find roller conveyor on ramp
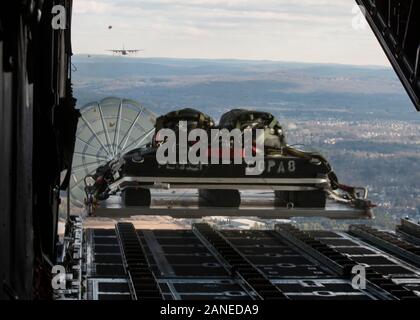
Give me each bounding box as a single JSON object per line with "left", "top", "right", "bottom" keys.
{"left": 192, "top": 223, "right": 288, "bottom": 300}
{"left": 80, "top": 220, "right": 420, "bottom": 300}
{"left": 275, "top": 223, "right": 419, "bottom": 300}
{"left": 349, "top": 224, "right": 420, "bottom": 268}
{"left": 115, "top": 223, "right": 163, "bottom": 300}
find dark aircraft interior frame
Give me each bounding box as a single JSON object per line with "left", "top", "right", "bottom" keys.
{"left": 0, "top": 0, "right": 419, "bottom": 300}
{"left": 0, "top": 0, "right": 78, "bottom": 299}
{"left": 356, "top": 0, "right": 420, "bottom": 110}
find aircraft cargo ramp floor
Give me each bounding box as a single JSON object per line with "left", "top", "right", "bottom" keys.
{"left": 75, "top": 220, "right": 420, "bottom": 300}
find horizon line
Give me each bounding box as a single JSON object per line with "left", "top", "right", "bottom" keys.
{"left": 72, "top": 53, "right": 392, "bottom": 69}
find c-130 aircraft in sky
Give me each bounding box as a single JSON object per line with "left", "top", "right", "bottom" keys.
{"left": 107, "top": 44, "right": 143, "bottom": 56}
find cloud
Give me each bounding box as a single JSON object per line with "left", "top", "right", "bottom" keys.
{"left": 73, "top": 0, "right": 112, "bottom": 14}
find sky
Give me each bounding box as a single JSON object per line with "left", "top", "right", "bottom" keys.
{"left": 72, "top": 0, "right": 391, "bottom": 66}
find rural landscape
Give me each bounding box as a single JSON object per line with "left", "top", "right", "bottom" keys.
{"left": 72, "top": 55, "right": 420, "bottom": 229}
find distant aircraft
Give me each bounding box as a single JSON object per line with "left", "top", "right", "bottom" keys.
{"left": 107, "top": 45, "right": 142, "bottom": 56}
